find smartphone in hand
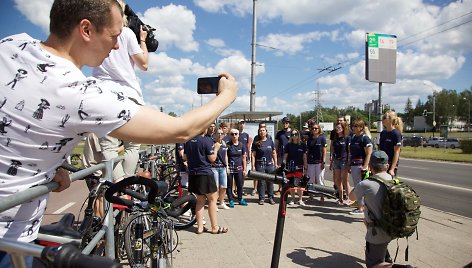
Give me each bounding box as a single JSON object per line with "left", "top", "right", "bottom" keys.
{"left": 197, "top": 77, "right": 220, "bottom": 94}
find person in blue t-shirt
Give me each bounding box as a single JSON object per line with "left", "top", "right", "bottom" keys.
{"left": 306, "top": 123, "right": 327, "bottom": 201}
{"left": 379, "top": 111, "right": 403, "bottom": 176}
{"left": 211, "top": 128, "right": 230, "bottom": 210}
{"left": 175, "top": 143, "right": 188, "bottom": 188}
{"left": 275, "top": 117, "right": 291, "bottom": 166}
{"left": 283, "top": 129, "right": 307, "bottom": 206}
{"left": 252, "top": 126, "right": 278, "bottom": 205}
{"left": 348, "top": 119, "right": 373, "bottom": 215}
{"left": 331, "top": 122, "right": 352, "bottom": 205}
{"left": 226, "top": 129, "right": 248, "bottom": 207}
{"left": 184, "top": 133, "right": 228, "bottom": 234}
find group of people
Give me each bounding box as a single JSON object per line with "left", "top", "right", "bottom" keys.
{"left": 0, "top": 0, "right": 412, "bottom": 266}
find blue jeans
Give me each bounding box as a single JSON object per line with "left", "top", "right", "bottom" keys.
{"left": 211, "top": 167, "right": 227, "bottom": 188}
{"left": 227, "top": 172, "right": 244, "bottom": 201}
{"left": 256, "top": 165, "right": 275, "bottom": 201}
{"left": 0, "top": 251, "right": 33, "bottom": 268}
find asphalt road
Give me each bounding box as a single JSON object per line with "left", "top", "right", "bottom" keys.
{"left": 323, "top": 157, "right": 472, "bottom": 218}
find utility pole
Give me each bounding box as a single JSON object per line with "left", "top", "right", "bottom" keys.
{"left": 313, "top": 83, "right": 324, "bottom": 124}
{"left": 249, "top": 0, "right": 257, "bottom": 111}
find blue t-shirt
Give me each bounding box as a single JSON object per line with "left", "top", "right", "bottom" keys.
{"left": 332, "top": 135, "right": 351, "bottom": 160}
{"left": 238, "top": 132, "right": 250, "bottom": 148}
{"left": 251, "top": 139, "right": 275, "bottom": 166}
{"left": 214, "top": 141, "right": 228, "bottom": 167}
{"left": 285, "top": 143, "right": 306, "bottom": 171}
{"left": 379, "top": 129, "right": 402, "bottom": 165}
{"left": 227, "top": 141, "right": 247, "bottom": 173}
{"left": 349, "top": 134, "right": 372, "bottom": 165}
{"left": 275, "top": 129, "right": 291, "bottom": 155}
{"left": 222, "top": 134, "right": 230, "bottom": 143}
{"left": 306, "top": 135, "right": 327, "bottom": 164}
{"left": 184, "top": 135, "right": 214, "bottom": 175}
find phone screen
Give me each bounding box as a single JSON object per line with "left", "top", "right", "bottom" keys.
{"left": 197, "top": 77, "right": 220, "bottom": 94}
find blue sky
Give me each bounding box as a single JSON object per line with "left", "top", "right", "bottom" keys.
{"left": 1, "top": 0, "right": 471, "bottom": 118}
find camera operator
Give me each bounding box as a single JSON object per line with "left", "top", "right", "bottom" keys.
{"left": 93, "top": 0, "right": 149, "bottom": 182}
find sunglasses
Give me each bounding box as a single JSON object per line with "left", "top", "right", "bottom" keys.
{"left": 217, "top": 133, "right": 224, "bottom": 135}
{"left": 230, "top": 133, "right": 239, "bottom": 136}
{"left": 312, "top": 127, "right": 319, "bottom": 130}
{"left": 291, "top": 132, "right": 298, "bottom": 135}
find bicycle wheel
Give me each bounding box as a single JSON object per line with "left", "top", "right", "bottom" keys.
{"left": 124, "top": 213, "right": 153, "bottom": 266}
{"left": 164, "top": 193, "right": 197, "bottom": 230}
{"left": 114, "top": 209, "right": 129, "bottom": 262}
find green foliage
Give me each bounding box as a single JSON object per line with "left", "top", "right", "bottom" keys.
{"left": 460, "top": 139, "right": 472, "bottom": 154}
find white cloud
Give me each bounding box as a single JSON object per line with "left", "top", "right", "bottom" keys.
{"left": 258, "top": 32, "right": 331, "bottom": 56}
{"left": 142, "top": 4, "right": 198, "bottom": 52}
{"left": 14, "top": 0, "right": 53, "bottom": 33}
{"left": 206, "top": 38, "right": 225, "bottom": 47}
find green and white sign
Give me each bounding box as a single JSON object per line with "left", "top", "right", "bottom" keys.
{"left": 365, "top": 33, "right": 397, "bottom": 84}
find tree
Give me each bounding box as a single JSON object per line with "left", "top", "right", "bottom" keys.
{"left": 403, "top": 98, "right": 414, "bottom": 127}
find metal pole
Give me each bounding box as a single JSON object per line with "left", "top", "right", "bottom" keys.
{"left": 250, "top": 0, "right": 257, "bottom": 111}
{"left": 433, "top": 94, "right": 436, "bottom": 137}
{"left": 378, "top": 82, "right": 383, "bottom": 132}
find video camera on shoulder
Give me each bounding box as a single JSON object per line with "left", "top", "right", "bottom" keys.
{"left": 124, "top": 4, "right": 159, "bottom": 52}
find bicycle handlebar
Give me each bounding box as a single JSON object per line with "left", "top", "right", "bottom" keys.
{"left": 48, "top": 243, "right": 122, "bottom": 268}
{"left": 247, "top": 170, "right": 287, "bottom": 184}
{"left": 104, "top": 176, "right": 168, "bottom": 207}
{"left": 248, "top": 170, "right": 337, "bottom": 197}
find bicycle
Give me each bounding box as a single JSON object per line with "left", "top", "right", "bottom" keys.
{"left": 105, "top": 176, "right": 196, "bottom": 267}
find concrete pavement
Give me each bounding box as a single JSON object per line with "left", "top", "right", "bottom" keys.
{"left": 168, "top": 180, "right": 472, "bottom": 268}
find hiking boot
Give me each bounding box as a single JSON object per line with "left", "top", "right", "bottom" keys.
{"left": 239, "top": 199, "right": 248, "bottom": 206}
{"left": 349, "top": 209, "right": 364, "bottom": 215}
{"left": 229, "top": 200, "right": 235, "bottom": 208}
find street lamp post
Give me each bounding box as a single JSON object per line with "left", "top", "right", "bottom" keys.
{"left": 424, "top": 82, "right": 437, "bottom": 137}
{"left": 464, "top": 97, "right": 470, "bottom": 132}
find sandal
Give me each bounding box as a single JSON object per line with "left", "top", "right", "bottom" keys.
{"left": 210, "top": 226, "right": 228, "bottom": 234}
{"left": 196, "top": 227, "right": 208, "bottom": 235}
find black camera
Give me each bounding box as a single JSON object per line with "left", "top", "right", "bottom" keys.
{"left": 124, "top": 4, "right": 159, "bottom": 52}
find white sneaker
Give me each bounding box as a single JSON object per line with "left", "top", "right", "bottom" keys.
{"left": 298, "top": 200, "right": 306, "bottom": 206}
{"left": 288, "top": 200, "right": 295, "bottom": 205}
{"left": 218, "top": 203, "right": 230, "bottom": 210}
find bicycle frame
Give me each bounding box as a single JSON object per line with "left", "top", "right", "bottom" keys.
{"left": 0, "top": 156, "right": 125, "bottom": 266}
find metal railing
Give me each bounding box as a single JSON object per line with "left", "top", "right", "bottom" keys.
{"left": 0, "top": 156, "right": 125, "bottom": 266}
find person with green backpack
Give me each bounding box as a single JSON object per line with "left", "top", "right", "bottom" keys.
{"left": 348, "top": 150, "right": 418, "bottom": 268}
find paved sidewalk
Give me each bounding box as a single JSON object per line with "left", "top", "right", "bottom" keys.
{"left": 166, "top": 180, "right": 472, "bottom": 268}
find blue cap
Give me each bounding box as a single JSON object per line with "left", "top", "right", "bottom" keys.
{"left": 370, "top": 150, "right": 389, "bottom": 166}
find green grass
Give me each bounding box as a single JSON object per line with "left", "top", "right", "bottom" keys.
{"left": 399, "top": 146, "right": 472, "bottom": 163}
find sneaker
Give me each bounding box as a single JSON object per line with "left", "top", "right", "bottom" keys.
{"left": 243, "top": 191, "right": 248, "bottom": 196}
{"left": 239, "top": 199, "right": 248, "bottom": 206}
{"left": 349, "top": 209, "right": 364, "bottom": 215}
{"left": 251, "top": 189, "right": 257, "bottom": 196}
{"left": 218, "top": 203, "right": 230, "bottom": 210}
{"left": 298, "top": 200, "right": 305, "bottom": 206}
{"left": 228, "top": 200, "right": 235, "bottom": 208}
{"left": 288, "top": 200, "right": 295, "bottom": 205}
{"left": 269, "top": 199, "right": 276, "bottom": 205}
{"left": 258, "top": 200, "right": 264, "bottom": 205}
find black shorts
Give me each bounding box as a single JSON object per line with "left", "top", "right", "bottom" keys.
{"left": 188, "top": 174, "right": 217, "bottom": 195}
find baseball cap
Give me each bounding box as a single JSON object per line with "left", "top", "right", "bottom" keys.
{"left": 282, "top": 117, "right": 290, "bottom": 122}
{"left": 303, "top": 123, "right": 309, "bottom": 129}
{"left": 370, "top": 150, "right": 389, "bottom": 166}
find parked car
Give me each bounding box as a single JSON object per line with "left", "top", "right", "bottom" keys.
{"left": 402, "top": 135, "right": 424, "bottom": 147}
{"left": 445, "top": 138, "right": 460, "bottom": 149}
{"left": 423, "top": 137, "right": 445, "bottom": 148}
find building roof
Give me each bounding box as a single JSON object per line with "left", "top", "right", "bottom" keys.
{"left": 219, "top": 111, "right": 283, "bottom": 122}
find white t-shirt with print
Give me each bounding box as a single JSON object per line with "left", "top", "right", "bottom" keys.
{"left": 0, "top": 33, "right": 140, "bottom": 242}
{"left": 92, "top": 27, "right": 145, "bottom": 105}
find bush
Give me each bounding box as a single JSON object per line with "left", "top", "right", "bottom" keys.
{"left": 460, "top": 139, "right": 472, "bottom": 154}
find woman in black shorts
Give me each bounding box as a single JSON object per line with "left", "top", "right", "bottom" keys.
{"left": 184, "top": 131, "right": 229, "bottom": 234}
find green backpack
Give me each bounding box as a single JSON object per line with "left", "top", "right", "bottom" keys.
{"left": 368, "top": 175, "right": 421, "bottom": 239}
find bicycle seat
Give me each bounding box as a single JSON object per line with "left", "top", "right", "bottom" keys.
{"left": 39, "top": 213, "right": 81, "bottom": 239}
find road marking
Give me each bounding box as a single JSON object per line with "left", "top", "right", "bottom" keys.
{"left": 402, "top": 157, "right": 472, "bottom": 166}
{"left": 52, "top": 202, "right": 75, "bottom": 214}
{"left": 400, "top": 165, "right": 428, "bottom": 170}
{"left": 398, "top": 176, "right": 472, "bottom": 192}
